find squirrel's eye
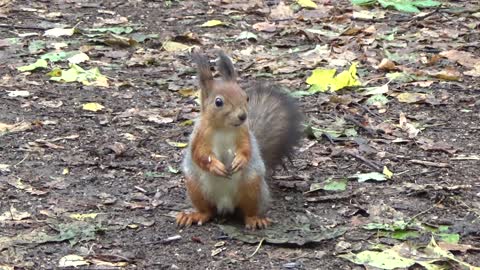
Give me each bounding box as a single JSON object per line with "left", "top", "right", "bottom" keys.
{"left": 246, "top": 96, "right": 250, "bottom": 102}
{"left": 215, "top": 97, "right": 224, "bottom": 107}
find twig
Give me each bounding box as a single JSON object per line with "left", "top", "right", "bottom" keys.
{"left": 458, "top": 200, "right": 480, "bottom": 218}
{"left": 248, "top": 238, "right": 265, "bottom": 258}
{"left": 407, "top": 197, "right": 445, "bottom": 224}
{"left": 13, "top": 153, "right": 29, "bottom": 167}
{"left": 345, "top": 151, "right": 382, "bottom": 172}
{"left": 409, "top": 159, "right": 450, "bottom": 168}
{"left": 343, "top": 115, "right": 379, "bottom": 136}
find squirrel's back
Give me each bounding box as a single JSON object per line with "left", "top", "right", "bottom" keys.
{"left": 246, "top": 82, "right": 303, "bottom": 171}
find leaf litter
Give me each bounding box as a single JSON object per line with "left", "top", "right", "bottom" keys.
{"left": 2, "top": 0, "right": 480, "bottom": 269}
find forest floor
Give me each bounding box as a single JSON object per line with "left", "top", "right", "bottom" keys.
{"left": 1, "top": 0, "right": 480, "bottom": 269}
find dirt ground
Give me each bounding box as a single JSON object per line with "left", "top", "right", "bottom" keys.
{"left": 1, "top": 0, "right": 480, "bottom": 269}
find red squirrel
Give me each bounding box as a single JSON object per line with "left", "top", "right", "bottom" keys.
{"left": 176, "top": 50, "right": 303, "bottom": 230}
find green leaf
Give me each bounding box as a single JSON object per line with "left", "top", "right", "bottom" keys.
{"left": 366, "top": 94, "right": 389, "bottom": 106}
{"left": 41, "top": 51, "right": 79, "bottom": 63}
{"left": 17, "top": 59, "right": 48, "bottom": 72}
{"left": 436, "top": 233, "right": 460, "bottom": 244}
{"left": 351, "top": 0, "right": 377, "bottom": 5}
{"left": 339, "top": 249, "right": 416, "bottom": 269}
{"left": 308, "top": 178, "right": 348, "bottom": 192}
{"left": 390, "top": 230, "right": 420, "bottom": 240}
{"left": 378, "top": 0, "right": 420, "bottom": 13}
{"left": 412, "top": 0, "right": 441, "bottom": 8}
{"left": 323, "top": 178, "right": 348, "bottom": 191}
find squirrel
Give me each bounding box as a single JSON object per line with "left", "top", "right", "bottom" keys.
{"left": 176, "top": 50, "right": 303, "bottom": 230}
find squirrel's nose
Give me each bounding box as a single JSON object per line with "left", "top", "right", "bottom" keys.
{"left": 238, "top": 113, "right": 247, "bottom": 121}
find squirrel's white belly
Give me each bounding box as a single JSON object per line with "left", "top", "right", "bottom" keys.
{"left": 198, "top": 171, "right": 242, "bottom": 214}
{"left": 200, "top": 129, "right": 240, "bottom": 213}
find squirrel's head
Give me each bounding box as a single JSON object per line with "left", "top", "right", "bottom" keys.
{"left": 192, "top": 51, "right": 248, "bottom": 129}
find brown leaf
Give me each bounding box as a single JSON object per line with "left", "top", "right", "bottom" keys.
{"left": 269, "top": 1, "right": 293, "bottom": 20}
{"left": 439, "top": 50, "right": 479, "bottom": 69}
{"left": 417, "top": 137, "right": 458, "bottom": 154}
{"left": 252, "top": 21, "right": 277, "bottom": 32}
{"left": 377, "top": 58, "right": 397, "bottom": 71}
{"left": 438, "top": 242, "right": 480, "bottom": 253}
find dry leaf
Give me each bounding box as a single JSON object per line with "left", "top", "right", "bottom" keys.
{"left": 270, "top": 1, "right": 293, "bottom": 20}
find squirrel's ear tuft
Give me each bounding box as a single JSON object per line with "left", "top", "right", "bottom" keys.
{"left": 216, "top": 51, "right": 236, "bottom": 81}
{"left": 191, "top": 51, "right": 213, "bottom": 92}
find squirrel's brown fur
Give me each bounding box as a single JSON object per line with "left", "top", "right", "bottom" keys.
{"left": 176, "top": 50, "right": 303, "bottom": 230}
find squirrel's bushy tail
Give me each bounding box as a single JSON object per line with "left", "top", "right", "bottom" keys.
{"left": 246, "top": 83, "right": 303, "bottom": 171}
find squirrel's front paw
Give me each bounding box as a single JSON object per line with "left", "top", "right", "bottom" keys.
{"left": 231, "top": 154, "right": 248, "bottom": 173}
{"left": 245, "top": 216, "right": 271, "bottom": 230}
{"left": 176, "top": 211, "right": 211, "bottom": 227}
{"left": 208, "top": 157, "right": 229, "bottom": 177}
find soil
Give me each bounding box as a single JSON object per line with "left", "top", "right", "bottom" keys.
{"left": 1, "top": 0, "right": 480, "bottom": 269}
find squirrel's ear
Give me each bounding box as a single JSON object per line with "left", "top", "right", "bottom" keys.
{"left": 192, "top": 51, "right": 213, "bottom": 94}
{"left": 216, "top": 51, "right": 237, "bottom": 81}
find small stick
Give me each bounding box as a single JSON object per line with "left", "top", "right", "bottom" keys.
{"left": 248, "top": 238, "right": 265, "bottom": 258}
{"left": 346, "top": 151, "right": 382, "bottom": 172}
{"left": 409, "top": 159, "right": 450, "bottom": 168}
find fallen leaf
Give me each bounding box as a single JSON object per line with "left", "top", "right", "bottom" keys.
{"left": 399, "top": 112, "right": 420, "bottom": 138}
{"left": 0, "top": 206, "right": 31, "bottom": 221}
{"left": 396, "top": 92, "right": 427, "bottom": 103}
{"left": 351, "top": 172, "right": 387, "bottom": 182}
{"left": 162, "top": 41, "right": 192, "bottom": 52}
{"left": 236, "top": 31, "right": 258, "bottom": 41}
{"left": 166, "top": 140, "right": 188, "bottom": 148}
{"left": 297, "top": 0, "right": 317, "bottom": 9}
{"left": 7, "top": 90, "right": 30, "bottom": 97}
{"left": 252, "top": 21, "right": 277, "bottom": 32}
{"left": 44, "top": 27, "right": 75, "bottom": 37}
{"left": 307, "top": 178, "right": 347, "bottom": 193}
{"left": 306, "top": 63, "right": 361, "bottom": 93}
{"left": 0, "top": 122, "right": 32, "bottom": 134}
{"left": 17, "top": 59, "right": 48, "bottom": 72}
{"left": 439, "top": 50, "right": 479, "bottom": 69}
{"left": 58, "top": 255, "right": 89, "bottom": 267}
{"left": 67, "top": 52, "right": 89, "bottom": 64}
{"left": 82, "top": 103, "right": 104, "bottom": 112}
{"left": 377, "top": 58, "right": 397, "bottom": 71}
{"left": 200, "top": 20, "right": 225, "bottom": 27}
{"left": 269, "top": 1, "right": 293, "bottom": 20}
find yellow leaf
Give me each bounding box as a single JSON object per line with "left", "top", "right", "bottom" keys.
{"left": 306, "top": 62, "right": 361, "bottom": 93}
{"left": 200, "top": 20, "right": 225, "bottom": 27}
{"left": 178, "top": 88, "right": 197, "bottom": 97}
{"left": 306, "top": 69, "right": 336, "bottom": 92}
{"left": 297, "top": 0, "right": 317, "bottom": 9}
{"left": 162, "top": 41, "right": 192, "bottom": 52}
{"left": 166, "top": 139, "right": 188, "bottom": 148}
{"left": 69, "top": 213, "right": 99, "bottom": 220}
{"left": 383, "top": 166, "right": 393, "bottom": 179}
{"left": 62, "top": 168, "right": 69, "bottom": 175}
{"left": 82, "top": 103, "right": 104, "bottom": 112}
{"left": 179, "top": 119, "right": 194, "bottom": 126}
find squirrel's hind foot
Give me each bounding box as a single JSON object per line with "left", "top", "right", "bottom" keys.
{"left": 176, "top": 211, "right": 212, "bottom": 227}
{"left": 245, "top": 216, "right": 271, "bottom": 230}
